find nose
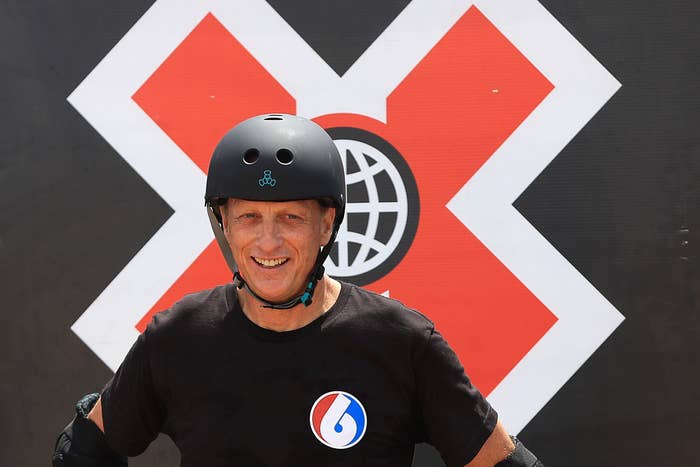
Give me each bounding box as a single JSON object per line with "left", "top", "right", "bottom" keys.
{"left": 255, "top": 217, "right": 284, "bottom": 252}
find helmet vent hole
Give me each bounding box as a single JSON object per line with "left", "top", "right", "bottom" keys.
{"left": 276, "top": 148, "right": 294, "bottom": 165}
{"left": 264, "top": 116, "right": 283, "bottom": 121}
{"left": 243, "top": 148, "right": 260, "bottom": 164}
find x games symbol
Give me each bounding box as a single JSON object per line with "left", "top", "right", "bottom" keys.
{"left": 68, "top": 0, "right": 622, "bottom": 433}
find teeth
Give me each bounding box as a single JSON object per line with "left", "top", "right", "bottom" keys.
{"left": 254, "top": 257, "right": 287, "bottom": 267}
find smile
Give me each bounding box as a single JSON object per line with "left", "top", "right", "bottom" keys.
{"left": 252, "top": 257, "right": 289, "bottom": 268}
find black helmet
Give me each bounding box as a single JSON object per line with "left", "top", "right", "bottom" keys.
{"left": 205, "top": 113, "right": 346, "bottom": 309}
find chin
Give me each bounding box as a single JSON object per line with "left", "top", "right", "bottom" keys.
{"left": 249, "top": 281, "right": 301, "bottom": 304}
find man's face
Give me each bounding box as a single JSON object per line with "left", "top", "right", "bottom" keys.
{"left": 221, "top": 198, "right": 335, "bottom": 303}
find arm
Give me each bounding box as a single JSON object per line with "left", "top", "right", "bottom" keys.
{"left": 413, "top": 325, "right": 543, "bottom": 466}
{"left": 465, "top": 420, "right": 514, "bottom": 466}
{"left": 87, "top": 396, "right": 105, "bottom": 433}
{"left": 52, "top": 393, "right": 127, "bottom": 467}
{"left": 54, "top": 308, "right": 168, "bottom": 465}
{"left": 466, "top": 421, "right": 543, "bottom": 467}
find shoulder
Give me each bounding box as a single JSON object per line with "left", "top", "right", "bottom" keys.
{"left": 144, "top": 284, "right": 232, "bottom": 338}
{"left": 336, "top": 281, "right": 435, "bottom": 337}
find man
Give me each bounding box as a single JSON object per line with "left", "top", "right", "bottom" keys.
{"left": 54, "top": 114, "right": 542, "bottom": 466}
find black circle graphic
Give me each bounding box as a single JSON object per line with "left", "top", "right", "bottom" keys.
{"left": 325, "top": 127, "right": 420, "bottom": 286}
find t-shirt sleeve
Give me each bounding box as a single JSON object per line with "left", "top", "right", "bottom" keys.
{"left": 414, "top": 326, "right": 497, "bottom": 467}
{"left": 100, "top": 326, "right": 165, "bottom": 456}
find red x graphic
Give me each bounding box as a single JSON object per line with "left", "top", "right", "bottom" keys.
{"left": 132, "top": 7, "right": 556, "bottom": 394}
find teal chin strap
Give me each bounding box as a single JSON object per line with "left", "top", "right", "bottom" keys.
{"left": 233, "top": 266, "right": 325, "bottom": 310}
{"left": 299, "top": 281, "right": 315, "bottom": 306}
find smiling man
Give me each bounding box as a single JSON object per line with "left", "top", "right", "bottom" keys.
{"left": 53, "top": 114, "right": 542, "bottom": 466}
{"left": 220, "top": 197, "right": 338, "bottom": 332}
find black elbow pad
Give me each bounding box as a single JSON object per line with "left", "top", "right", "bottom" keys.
{"left": 52, "top": 393, "right": 128, "bottom": 467}
{"left": 495, "top": 436, "right": 544, "bottom": 467}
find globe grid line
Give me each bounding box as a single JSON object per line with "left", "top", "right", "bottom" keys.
{"left": 328, "top": 138, "right": 409, "bottom": 276}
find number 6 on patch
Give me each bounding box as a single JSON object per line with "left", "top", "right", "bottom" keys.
{"left": 310, "top": 391, "right": 367, "bottom": 449}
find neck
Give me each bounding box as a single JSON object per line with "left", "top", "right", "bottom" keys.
{"left": 237, "top": 275, "right": 341, "bottom": 332}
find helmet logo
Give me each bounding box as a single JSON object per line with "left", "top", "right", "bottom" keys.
{"left": 258, "top": 169, "right": 277, "bottom": 187}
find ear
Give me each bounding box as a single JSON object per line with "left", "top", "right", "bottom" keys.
{"left": 320, "top": 207, "right": 335, "bottom": 246}
{"left": 219, "top": 203, "right": 230, "bottom": 233}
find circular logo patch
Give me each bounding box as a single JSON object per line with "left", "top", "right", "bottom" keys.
{"left": 325, "top": 127, "right": 420, "bottom": 286}
{"left": 309, "top": 391, "right": 367, "bottom": 449}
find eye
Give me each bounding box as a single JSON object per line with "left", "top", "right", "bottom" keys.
{"left": 234, "top": 212, "right": 259, "bottom": 223}
{"left": 282, "top": 213, "right": 307, "bottom": 224}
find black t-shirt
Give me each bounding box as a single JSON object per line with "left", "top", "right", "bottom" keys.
{"left": 101, "top": 281, "right": 497, "bottom": 466}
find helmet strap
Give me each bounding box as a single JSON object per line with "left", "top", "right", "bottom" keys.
{"left": 233, "top": 265, "right": 325, "bottom": 310}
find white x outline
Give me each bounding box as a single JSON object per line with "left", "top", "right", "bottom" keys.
{"left": 69, "top": 0, "right": 622, "bottom": 432}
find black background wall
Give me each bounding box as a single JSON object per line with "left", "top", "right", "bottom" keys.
{"left": 1, "top": 1, "right": 698, "bottom": 466}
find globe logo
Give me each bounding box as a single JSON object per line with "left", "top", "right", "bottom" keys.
{"left": 325, "top": 128, "right": 419, "bottom": 286}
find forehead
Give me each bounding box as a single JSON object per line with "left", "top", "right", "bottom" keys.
{"left": 226, "top": 198, "right": 319, "bottom": 213}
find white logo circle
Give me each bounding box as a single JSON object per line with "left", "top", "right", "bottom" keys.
{"left": 309, "top": 391, "right": 367, "bottom": 449}
{"left": 325, "top": 138, "right": 411, "bottom": 280}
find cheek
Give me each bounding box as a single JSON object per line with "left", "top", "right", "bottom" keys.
{"left": 289, "top": 230, "right": 321, "bottom": 259}
{"left": 225, "top": 228, "right": 251, "bottom": 254}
